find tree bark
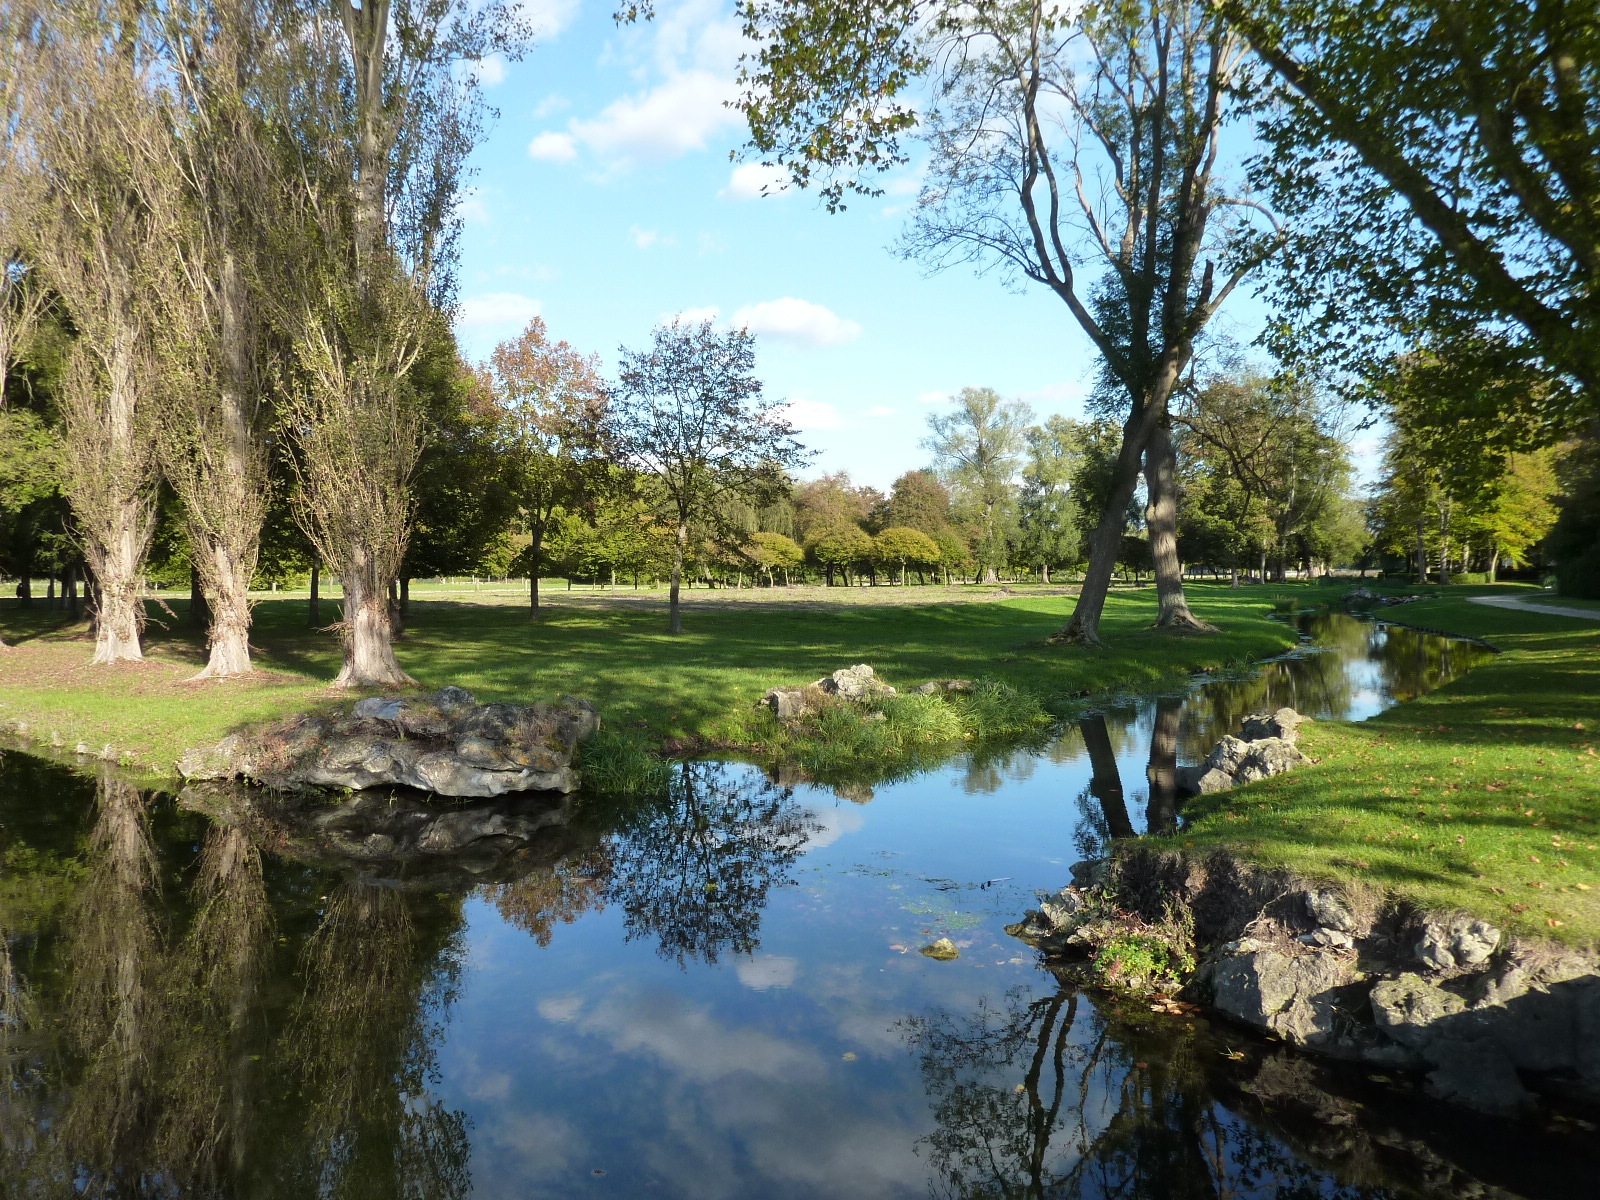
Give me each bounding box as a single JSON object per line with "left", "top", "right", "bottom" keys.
{"left": 1144, "top": 417, "right": 1214, "bottom": 632}
{"left": 1487, "top": 543, "right": 1500, "bottom": 584}
{"left": 194, "top": 537, "right": 254, "bottom": 680}
{"left": 332, "top": 557, "right": 413, "bottom": 688}
{"left": 309, "top": 560, "right": 321, "bottom": 626}
{"left": 1414, "top": 518, "right": 1428, "bottom": 584}
{"left": 387, "top": 578, "right": 405, "bottom": 639}
{"left": 528, "top": 525, "right": 543, "bottom": 617}
{"left": 190, "top": 565, "right": 210, "bottom": 629}
{"left": 1049, "top": 394, "right": 1167, "bottom": 646}
{"left": 669, "top": 521, "right": 686, "bottom": 635}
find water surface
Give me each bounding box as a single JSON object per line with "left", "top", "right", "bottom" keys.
{"left": 1, "top": 613, "right": 1594, "bottom": 1198}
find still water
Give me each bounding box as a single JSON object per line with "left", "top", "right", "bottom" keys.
{"left": 1, "top": 614, "right": 1595, "bottom": 1198}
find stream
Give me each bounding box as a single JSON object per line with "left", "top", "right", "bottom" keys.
{"left": 1, "top": 613, "right": 1597, "bottom": 1197}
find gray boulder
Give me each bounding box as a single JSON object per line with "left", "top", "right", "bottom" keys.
{"left": 1202, "top": 943, "right": 1360, "bottom": 1049}
{"left": 1241, "top": 707, "right": 1304, "bottom": 744}
{"left": 1305, "top": 888, "right": 1358, "bottom": 933}
{"left": 821, "top": 664, "right": 896, "bottom": 702}
{"left": 178, "top": 689, "right": 599, "bottom": 798}
{"left": 1370, "top": 973, "right": 1466, "bottom": 1048}
{"left": 910, "top": 679, "right": 974, "bottom": 696}
{"left": 1414, "top": 915, "right": 1501, "bottom": 971}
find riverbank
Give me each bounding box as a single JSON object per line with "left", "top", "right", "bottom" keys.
{"left": 0, "top": 582, "right": 1300, "bottom": 781}
{"left": 1172, "top": 590, "right": 1600, "bottom": 945}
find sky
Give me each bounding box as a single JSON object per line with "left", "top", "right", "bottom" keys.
{"left": 451, "top": 0, "right": 1305, "bottom": 491}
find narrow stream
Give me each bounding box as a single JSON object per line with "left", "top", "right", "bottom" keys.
{"left": 1, "top": 614, "right": 1594, "bottom": 1198}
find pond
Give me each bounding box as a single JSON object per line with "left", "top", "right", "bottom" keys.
{"left": 1, "top": 613, "right": 1596, "bottom": 1198}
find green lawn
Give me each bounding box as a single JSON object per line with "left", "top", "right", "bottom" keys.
{"left": 1175, "top": 590, "right": 1600, "bottom": 945}
{"left": 0, "top": 582, "right": 1298, "bottom": 778}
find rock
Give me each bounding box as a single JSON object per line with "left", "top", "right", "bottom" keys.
{"left": 920, "top": 937, "right": 960, "bottom": 961}
{"left": 760, "top": 686, "right": 813, "bottom": 721}
{"left": 1242, "top": 707, "right": 1304, "bottom": 744}
{"left": 910, "top": 679, "right": 975, "bottom": 696}
{"left": 1299, "top": 929, "right": 1354, "bottom": 950}
{"left": 1037, "top": 888, "right": 1085, "bottom": 930}
{"left": 1422, "top": 1037, "right": 1534, "bottom": 1116}
{"left": 1192, "top": 767, "right": 1236, "bottom": 794}
{"left": 1370, "top": 973, "right": 1466, "bottom": 1048}
{"left": 1069, "top": 858, "right": 1110, "bottom": 888}
{"left": 178, "top": 693, "right": 599, "bottom": 798}
{"left": 1305, "top": 889, "right": 1358, "bottom": 933}
{"left": 1414, "top": 916, "right": 1501, "bottom": 972}
{"left": 1342, "top": 587, "right": 1378, "bottom": 604}
{"left": 820, "top": 664, "right": 896, "bottom": 702}
{"left": 1204, "top": 945, "right": 1360, "bottom": 1048}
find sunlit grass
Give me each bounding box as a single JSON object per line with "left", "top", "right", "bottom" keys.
{"left": 1174, "top": 593, "right": 1600, "bottom": 944}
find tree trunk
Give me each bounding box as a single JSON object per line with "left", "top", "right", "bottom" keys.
{"left": 1041, "top": 562, "right": 1051, "bottom": 585}
{"left": 16, "top": 573, "right": 30, "bottom": 607}
{"left": 1229, "top": 565, "right": 1239, "bottom": 588}
{"left": 1144, "top": 418, "right": 1214, "bottom": 632}
{"left": 1414, "top": 519, "right": 1428, "bottom": 584}
{"left": 400, "top": 576, "right": 410, "bottom": 614}
{"left": 1080, "top": 714, "right": 1135, "bottom": 840}
{"left": 669, "top": 521, "right": 686, "bottom": 635}
{"left": 1050, "top": 384, "right": 1170, "bottom": 645}
{"left": 1487, "top": 543, "right": 1500, "bottom": 584}
{"left": 309, "top": 560, "right": 321, "bottom": 626}
{"left": 331, "top": 553, "right": 413, "bottom": 688}
{"left": 66, "top": 567, "right": 80, "bottom": 619}
{"left": 87, "top": 492, "right": 154, "bottom": 665}
{"left": 387, "top": 578, "right": 405, "bottom": 639}
{"left": 193, "top": 536, "right": 254, "bottom": 680}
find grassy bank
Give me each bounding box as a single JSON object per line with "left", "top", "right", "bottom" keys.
{"left": 0, "top": 583, "right": 1299, "bottom": 779}
{"left": 1174, "top": 589, "right": 1600, "bottom": 945}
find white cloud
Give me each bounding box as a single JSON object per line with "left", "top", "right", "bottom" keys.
{"left": 697, "top": 232, "right": 726, "bottom": 255}
{"left": 570, "top": 70, "right": 741, "bottom": 164}
{"left": 517, "top": 0, "right": 583, "bottom": 40}
{"left": 456, "top": 187, "right": 490, "bottom": 226}
{"left": 733, "top": 298, "right": 862, "bottom": 348}
{"left": 734, "top": 955, "right": 799, "bottom": 990}
{"left": 916, "top": 390, "right": 949, "bottom": 405}
{"left": 866, "top": 406, "right": 896, "bottom": 418}
{"left": 527, "top": 131, "right": 578, "bottom": 162}
{"left": 457, "top": 292, "right": 542, "bottom": 329}
{"left": 475, "top": 54, "right": 507, "bottom": 87}
{"left": 631, "top": 226, "right": 677, "bottom": 250}
{"left": 532, "top": 93, "right": 569, "bottom": 119}
{"left": 721, "top": 162, "right": 789, "bottom": 201}
{"left": 781, "top": 397, "right": 844, "bottom": 431}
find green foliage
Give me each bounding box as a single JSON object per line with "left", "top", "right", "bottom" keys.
{"left": 871, "top": 525, "right": 940, "bottom": 581}
{"left": 1018, "top": 416, "right": 1084, "bottom": 573}
{"left": 578, "top": 729, "right": 671, "bottom": 798}
{"left": 1092, "top": 934, "right": 1177, "bottom": 992}
{"left": 1550, "top": 439, "right": 1600, "bottom": 600}
{"left": 947, "top": 681, "right": 1051, "bottom": 741}
{"left": 805, "top": 522, "right": 874, "bottom": 578}
{"left": 923, "top": 388, "right": 1030, "bottom": 578}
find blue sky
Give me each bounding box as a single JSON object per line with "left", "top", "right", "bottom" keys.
{"left": 451, "top": 0, "right": 1291, "bottom": 490}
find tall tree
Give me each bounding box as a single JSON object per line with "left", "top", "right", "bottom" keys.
{"left": 923, "top": 388, "right": 1030, "bottom": 583}
{"left": 148, "top": 0, "right": 285, "bottom": 678}
{"left": 487, "top": 317, "right": 609, "bottom": 617}
{"left": 1226, "top": 0, "right": 1600, "bottom": 419}
{"left": 25, "top": 2, "right": 176, "bottom": 664}
{"left": 736, "top": 0, "right": 1280, "bottom": 642}
{"left": 610, "top": 320, "right": 808, "bottom": 634}
{"left": 276, "top": 0, "right": 527, "bottom": 687}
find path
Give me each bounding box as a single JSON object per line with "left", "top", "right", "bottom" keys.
{"left": 1468, "top": 594, "right": 1600, "bottom": 622}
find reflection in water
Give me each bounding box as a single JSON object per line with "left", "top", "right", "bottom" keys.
{"left": 905, "top": 984, "right": 1467, "bottom": 1200}
{"left": 607, "top": 761, "right": 817, "bottom": 965}
{"left": 0, "top": 615, "right": 1559, "bottom": 1198}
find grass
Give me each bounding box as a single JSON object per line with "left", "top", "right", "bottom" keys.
{"left": 1172, "top": 589, "right": 1600, "bottom": 946}
{"left": 0, "top": 582, "right": 1298, "bottom": 778}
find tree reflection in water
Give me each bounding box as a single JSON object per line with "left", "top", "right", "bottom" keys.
{"left": 606, "top": 761, "right": 816, "bottom": 965}
{"left": 903, "top": 984, "right": 1387, "bottom": 1200}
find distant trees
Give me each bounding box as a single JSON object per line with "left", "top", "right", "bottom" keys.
{"left": 923, "top": 388, "right": 1030, "bottom": 584}
{"left": 1018, "top": 417, "right": 1086, "bottom": 583}
{"left": 872, "top": 526, "right": 940, "bottom": 585}
{"left": 610, "top": 321, "right": 807, "bottom": 633}
{"left": 805, "top": 523, "right": 873, "bottom": 587}
{"left": 487, "top": 317, "right": 609, "bottom": 617}
{"left": 746, "top": 531, "right": 803, "bottom": 586}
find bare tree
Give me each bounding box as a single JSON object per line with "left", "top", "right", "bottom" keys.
{"left": 275, "top": 0, "right": 527, "bottom": 687}
{"left": 0, "top": 1, "right": 50, "bottom": 409}
{"left": 738, "top": 0, "right": 1282, "bottom": 643}
{"left": 610, "top": 321, "right": 808, "bottom": 634}
{"left": 25, "top": 3, "right": 175, "bottom": 664}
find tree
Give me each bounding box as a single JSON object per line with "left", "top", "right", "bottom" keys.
{"left": 1226, "top": 0, "right": 1600, "bottom": 418}
{"left": 1549, "top": 436, "right": 1600, "bottom": 599}
{"left": 923, "top": 388, "right": 1030, "bottom": 582}
{"left": 746, "top": 530, "right": 804, "bottom": 586}
{"left": 805, "top": 522, "right": 873, "bottom": 587}
{"left": 1018, "top": 416, "right": 1085, "bottom": 583}
{"left": 610, "top": 320, "right": 808, "bottom": 633}
{"left": 25, "top": 4, "right": 176, "bottom": 664}
{"left": 147, "top": 0, "right": 287, "bottom": 678}
{"left": 276, "top": 0, "right": 527, "bottom": 687}
{"left": 872, "top": 526, "right": 939, "bottom": 585}
{"left": 881, "top": 469, "right": 954, "bottom": 538}
{"left": 487, "top": 317, "right": 609, "bottom": 616}
{"left": 736, "top": 0, "right": 1280, "bottom": 643}
{"left": 791, "top": 471, "right": 878, "bottom": 542}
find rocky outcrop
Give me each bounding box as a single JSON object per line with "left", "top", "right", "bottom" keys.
{"left": 178, "top": 687, "right": 599, "bottom": 797}
{"left": 760, "top": 664, "right": 897, "bottom": 722}
{"left": 1011, "top": 847, "right": 1600, "bottom": 1118}
{"left": 1177, "top": 707, "right": 1306, "bottom": 795}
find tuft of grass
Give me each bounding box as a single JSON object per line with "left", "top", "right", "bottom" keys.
{"left": 1171, "top": 589, "right": 1600, "bottom": 945}
{"left": 948, "top": 681, "right": 1053, "bottom": 740}
{"left": 577, "top": 729, "right": 672, "bottom": 798}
